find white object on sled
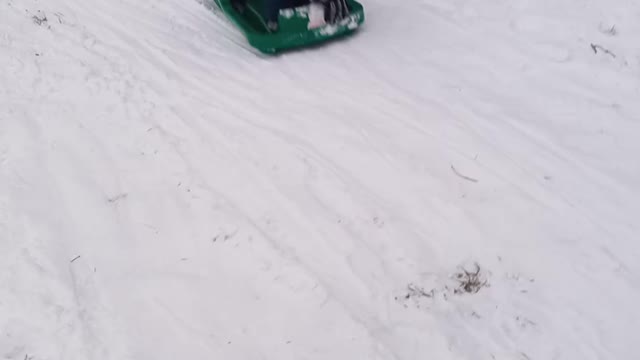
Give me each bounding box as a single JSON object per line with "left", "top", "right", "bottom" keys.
{"left": 307, "top": 3, "right": 326, "bottom": 29}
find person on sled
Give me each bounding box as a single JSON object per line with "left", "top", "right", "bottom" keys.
{"left": 231, "top": 0, "right": 350, "bottom": 32}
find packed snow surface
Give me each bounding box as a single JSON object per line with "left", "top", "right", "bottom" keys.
{"left": 1, "top": 0, "right": 639, "bottom": 359}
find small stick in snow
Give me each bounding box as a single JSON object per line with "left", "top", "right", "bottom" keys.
{"left": 53, "top": 12, "right": 65, "bottom": 24}
{"left": 32, "top": 14, "right": 48, "bottom": 26}
{"left": 107, "top": 193, "right": 128, "bottom": 203}
{"left": 590, "top": 43, "right": 616, "bottom": 58}
{"left": 451, "top": 165, "right": 478, "bottom": 183}
{"left": 70, "top": 255, "right": 81, "bottom": 263}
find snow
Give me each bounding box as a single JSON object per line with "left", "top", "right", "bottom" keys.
{"left": 280, "top": 8, "right": 295, "bottom": 19}
{"left": 1, "top": 0, "right": 640, "bottom": 359}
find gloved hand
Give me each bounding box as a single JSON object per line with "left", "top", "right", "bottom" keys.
{"left": 316, "top": 0, "right": 350, "bottom": 24}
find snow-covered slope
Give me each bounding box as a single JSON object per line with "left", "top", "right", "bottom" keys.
{"left": 2, "top": 0, "right": 639, "bottom": 359}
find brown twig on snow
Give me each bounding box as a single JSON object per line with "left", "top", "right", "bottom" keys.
{"left": 590, "top": 43, "right": 616, "bottom": 58}
{"left": 454, "top": 263, "right": 488, "bottom": 294}
{"left": 107, "top": 193, "right": 128, "bottom": 203}
{"left": 451, "top": 165, "right": 479, "bottom": 183}
{"left": 32, "top": 14, "right": 48, "bottom": 26}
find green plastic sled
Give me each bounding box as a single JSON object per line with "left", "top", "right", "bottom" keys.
{"left": 214, "top": 0, "right": 365, "bottom": 54}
